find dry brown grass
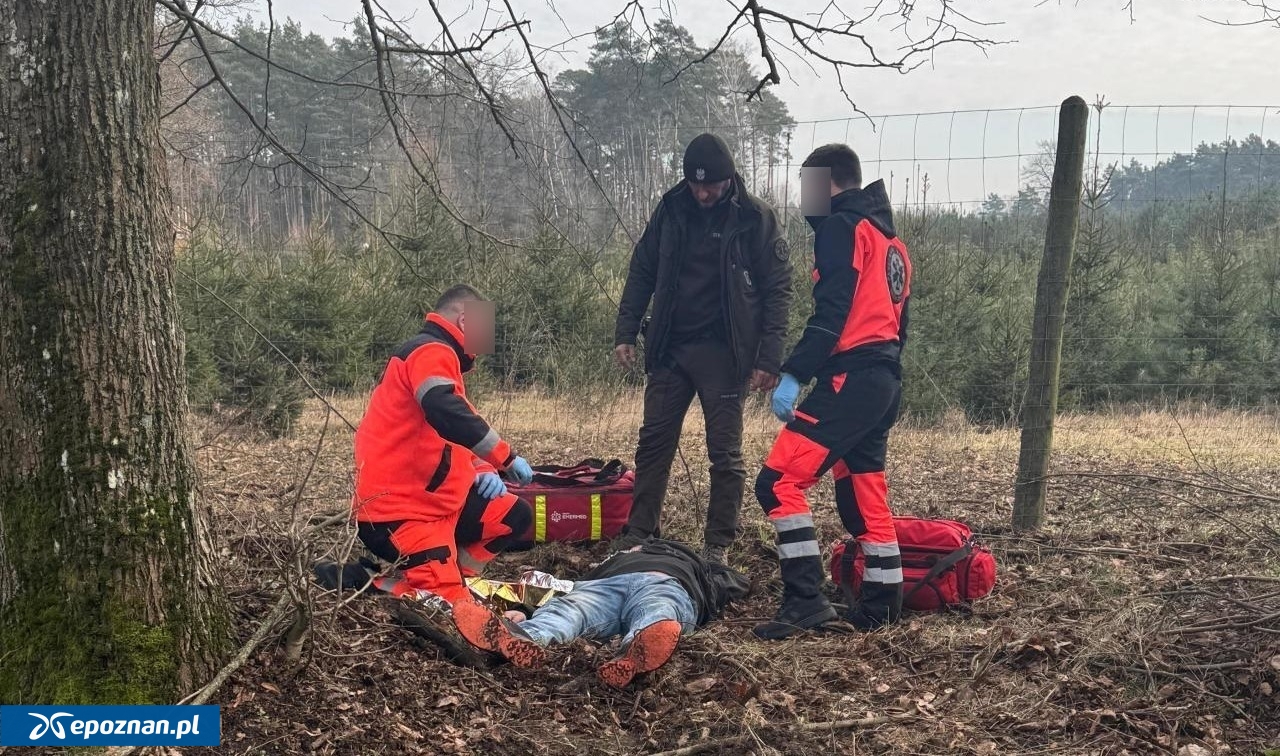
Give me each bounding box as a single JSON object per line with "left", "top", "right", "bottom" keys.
{"left": 193, "top": 394, "right": 1280, "bottom": 756}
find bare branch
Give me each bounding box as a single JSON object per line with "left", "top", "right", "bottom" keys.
{"left": 1200, "top": 0, "right": 1280, "bottom": 27}
{"left": 649, "top": 0, "right": 1000, "bottom": 110}
{"left": 155, "top": 0, "right": 463, "bottom": 102}
{"left": 357, "top": 0, "right": 534, "bottom": 251}
{"left": 161, "top": 76, "right": 216, "bottom": 120}
{"left": 498, "top": 0, "right": 640, "bottom": 245}
{"left": 662, "top": 4, "right": 749, "bottom": 86}
{"left": 380, "top": 20, "right": 529, "bottom": 55}
{"left": 159, "top": 0, "right": 436, "bottom": 287}
{"left": 422, "top": 0, "right": 521, "bottom": 154}
{"left": 744, "top": 0, "right": 783, "bottom": 101}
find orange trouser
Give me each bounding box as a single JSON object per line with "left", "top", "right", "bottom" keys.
{"left": 358, "top": 488, "right": 531, "bottom": 604}
{"left": 755, "top": 362, "right": 903, "bottom": 593}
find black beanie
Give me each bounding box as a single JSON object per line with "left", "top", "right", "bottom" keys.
{"left": 683, "top": 133, "right": 735, "bottom": 183}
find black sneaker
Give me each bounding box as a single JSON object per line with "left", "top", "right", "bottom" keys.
{"left": 753, "top": 596, "right": 838, "bottom": 640}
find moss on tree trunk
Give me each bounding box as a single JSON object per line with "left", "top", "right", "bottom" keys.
{"left": 0, "top": 0, "right": 229, "bottom": 703}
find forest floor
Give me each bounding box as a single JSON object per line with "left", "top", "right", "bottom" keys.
{"left": 191, "top": 394, "right": 1280, "bottom": 756}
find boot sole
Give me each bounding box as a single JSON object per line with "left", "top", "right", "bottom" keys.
{"left": 597, "top": 619, "right": 681, "bottom": 689}
{"left": 452, "top": 599, "right": 546, "bottom": 668}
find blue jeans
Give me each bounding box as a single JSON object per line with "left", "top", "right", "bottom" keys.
{"left": 519, "top": 572, "right": 697, "bottom": 647}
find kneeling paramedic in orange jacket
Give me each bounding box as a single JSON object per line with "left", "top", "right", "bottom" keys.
{"left": 353, "top": 284, "right": 535, "bottom": 605}
{"left": 754, "top": 145, "right": 912, "bottom": 640}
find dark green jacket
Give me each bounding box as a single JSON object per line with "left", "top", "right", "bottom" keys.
{"left": 614, "top": 174, "right": 792, "bottom": 379}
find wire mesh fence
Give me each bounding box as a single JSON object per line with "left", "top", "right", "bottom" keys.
{"left": 172, "top": 102, "right": 1280, "bottom": 458}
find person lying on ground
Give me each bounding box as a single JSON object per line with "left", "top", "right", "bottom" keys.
{"left": 452, "top": 538, "right": 750, "bottom": 688}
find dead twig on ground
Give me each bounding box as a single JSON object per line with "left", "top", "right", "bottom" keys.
{"left": 1165, "top": 610, "right": 1280, "bottom": 635}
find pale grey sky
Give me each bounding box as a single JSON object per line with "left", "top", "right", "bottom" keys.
{"left": 241, "top": 0, "right": 1280, "bottom": 203}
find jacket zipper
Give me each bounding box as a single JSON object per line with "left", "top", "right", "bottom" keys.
{"left": 723, "top": 226, "right": 747, "bottom": 371}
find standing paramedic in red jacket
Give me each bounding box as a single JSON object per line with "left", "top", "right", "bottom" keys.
{"left": 353, "top": 284, "right": 535, "bottom": 605}
{"left": 754, "top": 145, "right": 911, "bottom": 640}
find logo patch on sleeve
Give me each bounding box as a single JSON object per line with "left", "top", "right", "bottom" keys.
{"left": 774, "top": 238, "right": 790, "bottom": 261}
{"left": 886, "top": 246, "right": 907, "bottom": 303}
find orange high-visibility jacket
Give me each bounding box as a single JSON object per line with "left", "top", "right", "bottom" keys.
{"left": 354, "top": 313, "right": 515, "bottom": 523}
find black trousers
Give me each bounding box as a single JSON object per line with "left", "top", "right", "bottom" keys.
{"left": 625, "top": 340, "right": 747, "bottom": 548}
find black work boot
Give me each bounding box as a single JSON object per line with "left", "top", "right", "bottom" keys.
{"left": 754, "top": 556, "right": 837, "bottom": 640}
{"left": 843, "top": 581, "right": 903, "bottom": 630}
{"left": 312, "top": 559, "right": 375, "bottom": 591}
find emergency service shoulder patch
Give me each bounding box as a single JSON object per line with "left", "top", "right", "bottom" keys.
{"left": 774, "top": 237, "right": 789, "bottom": 261}
{"left": 886, "top": 245, "right": 907, "bottom": 304}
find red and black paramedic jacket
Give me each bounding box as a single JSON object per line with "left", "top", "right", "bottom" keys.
{"left": 782, "top": 180, "right": 911, "bottom": 385}
{"left": 354, "top": 313, "right": 517, "bottom": 523}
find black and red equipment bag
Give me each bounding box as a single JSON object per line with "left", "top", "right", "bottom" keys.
{"left": 831, "top": 516, "right": 996, "bottom": 611}
{"left": 510, "top": 459, "right": 634, "bottom": 547}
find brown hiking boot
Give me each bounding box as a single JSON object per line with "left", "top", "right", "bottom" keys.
{"left": 597, "top": 619, "right": 682, "bottom": 689}
{"left": 452, "top": 599, "right": 547, "bottom": 668}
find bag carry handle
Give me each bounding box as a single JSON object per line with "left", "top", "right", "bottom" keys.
{"left": 527, "top": 458, "right": 628, "bottom": 488}
{"left": 902, "top": 538, "right": 974, "bottom": 605}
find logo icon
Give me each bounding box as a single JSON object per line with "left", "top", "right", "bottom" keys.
{"left": 28, "top": 712, "right": 73, "bottom": 740}
{"left": 695, "top": 167, "right": 706, "bottom": 181}
{"left": 886, "top": 246, "right": 907, "bottom": 303}
{"left": 549, "top": 511, "right": 587, "bottom": 523}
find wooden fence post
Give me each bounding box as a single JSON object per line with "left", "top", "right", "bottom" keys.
{"left": 1012, "top": 96, "right": 1089, "bottom": 531}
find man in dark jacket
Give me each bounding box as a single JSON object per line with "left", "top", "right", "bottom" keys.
{"left": 613, "top": 133, "right": 792, "bottom": 564}
{"left": 453, "top": 539, "right": 750, "bottom": 688}
{"left": 754, "top": 144, "right": 912, "bottom": 640}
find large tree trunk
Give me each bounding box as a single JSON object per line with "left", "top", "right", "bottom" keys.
{"left": 0, "top": 0, "right": 229, "bottom": 702}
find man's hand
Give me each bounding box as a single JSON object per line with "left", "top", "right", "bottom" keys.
{"left": 749, "top": 369, "right": 780, "bottom": 392}
{"left": 770, "top": 373, "right": 802, "bottom": 423}
{"left": 507, "top": 456, "right": 534, "bottom": 485}
{"left": 475, "top": 472, "right": 506, "bottom": 501}
{"left": 614, "top": 343, "right": 636, "bottom": 369}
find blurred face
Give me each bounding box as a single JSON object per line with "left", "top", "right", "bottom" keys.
{"left": 800, "top": 166, "right": 835, "bottom": 216}
{"left": 689, "top": 179, "right": 731, "bottom": 209}
{"left": 458, "top": 300, "right": 494, "bottom": 354}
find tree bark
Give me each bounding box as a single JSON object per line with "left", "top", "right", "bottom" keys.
{"left": 0, "top": 0, "right": 229, "bottom": 702}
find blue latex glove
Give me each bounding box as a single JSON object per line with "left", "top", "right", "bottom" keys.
{"left": 507, "top": 456, "right": 534, "bottom": 486}
{"left": 475, "top": 472, "right": 507, "bottom": 501}
{"left": 770, "top": 373, "right": 802, "bottom": 422}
